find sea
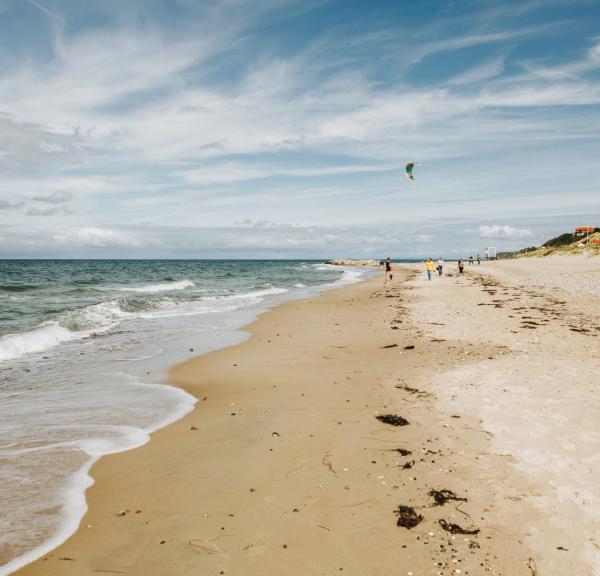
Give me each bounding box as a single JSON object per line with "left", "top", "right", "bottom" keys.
{"left": 0, "top": 259, "right": 374, "bottom": 575}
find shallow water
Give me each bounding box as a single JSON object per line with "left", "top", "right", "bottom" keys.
{"left": 0, "top": 260, "right": 372, "bottom": 574}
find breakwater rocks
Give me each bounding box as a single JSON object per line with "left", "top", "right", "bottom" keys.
{"left": 325, "top": 259, "right": 380, "bottom": 267}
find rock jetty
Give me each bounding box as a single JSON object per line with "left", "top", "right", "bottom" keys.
{"left": 325, "top": 259, "right": 380, "bottom": 267}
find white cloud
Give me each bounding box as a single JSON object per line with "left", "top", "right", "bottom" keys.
{"left": 0, "top": 1, "right": 598, "bottom": 257}
{"left": 26, "top": 205, "right": 70, "bottom": 216}
{"left": 449, "top": 56, "right": 506, "bottom": 85}
{"left": 0, "top": 199, "right": 23, "bottom": 210}
{"left": 478, "top": 224, "right": 534, "bottom": 239}
{"left": 52, "top": 227, "right": 143, "bottom": 248}
{"left": 414, "top": 234, "right": 433, "bottom": 243}
{"left": 234, "top": 218, "right": 301, "bottom": 228}
{"left": 178, "top": 162, "right": 396, "bottom": 185}
{"left": 31, "top": 190, "right": 73, "bottom": 204}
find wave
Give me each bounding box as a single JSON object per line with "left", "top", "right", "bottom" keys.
{"left": 0, "top": 377, "right": 196, "bottom": 576}
{"left": 0, "top": 323, "right": 78, "bottom": 362}
{"left": 0, "top": 300, "right": 133, "bottom": 362}
{"left": 0, "top": 284, "right": 39, "bottom": 293}
{"left": 59, "top": 300, "right": 131, "bottom": 333}
{"left": 0, "top": 286, "right": 291, "bottom": 362}
{"left": 338, "top": 268, "right": 364, "bottom": 284}
{"left": 310, "top": 263, "right": 368, "bottom": 286}
{"left": 119, "top": 280, "right": 195, "bottom": 293}
{"left": 228, "top": 287, "right": 288, "bottom": 301}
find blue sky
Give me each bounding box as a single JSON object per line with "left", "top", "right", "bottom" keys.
{"left": 0, "top": 0, "right": 599, "bottom": 258}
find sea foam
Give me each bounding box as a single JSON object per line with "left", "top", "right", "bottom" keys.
{"left": 0, "top": 323, "right": 77, "bottom": 362}
{"left": 119, "top": 280, "right": 195, "bottom": 293}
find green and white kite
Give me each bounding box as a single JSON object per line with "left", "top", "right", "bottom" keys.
{"left": 404, "top": 161, "right": 418, "bottom": 181}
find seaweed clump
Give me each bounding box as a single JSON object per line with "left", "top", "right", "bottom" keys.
{"left": 395, "top": 506, "right": 423, "bottom": 529}
{"left": 428, "top": 489, "right": 467, "bottom": 506}
{"left": 439, "top": 519, "right": 479, "bottom": 535}
{"left": 376, "top": 414, "right": 409, "bottom": 427}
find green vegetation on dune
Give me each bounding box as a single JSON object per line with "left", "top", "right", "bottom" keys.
{"left": 500, "top": 229, "right": 600, "bottom": 259}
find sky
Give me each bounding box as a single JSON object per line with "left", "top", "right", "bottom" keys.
{"left": 0, "top": 0, "right": 599, "bottom": 258}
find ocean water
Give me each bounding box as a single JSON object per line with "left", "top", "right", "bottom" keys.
{"left": 0, "top": 260, "right": 372, "bottom": 575}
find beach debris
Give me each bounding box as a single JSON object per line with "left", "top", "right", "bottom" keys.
{"left": 557, "top": 546, "right": 569, "bottom": 551}
{"left": 403, "top": 345, "right": 415, "bottom": 350}
{"left": 428, "top": 489, "right": 467, "bottom": 506}
{"left": 322, "top": 453, "right": 337, "bottom": 475}
{"left": 189, "top": 348, "right": 194, "bottom": 352}
{"left": 160, "top": 539, "right": 166, "bottom": 544}
{"left": 438, "top": 519, "right": 479, "bottom": 535}
{"left": 117, "top": 509, "right": 129, "bottom": 517}
{"left": 59, "top": 557, "right": 76, "bottom": 561}
{"left": 190, "top": 425, "right": 198, "bottom": 430}
{"left": 527, "top": 557, "right": 539, "bottom": 575}
{"left": 401, "top": 461, "right": 415, "bottom": 469}
{"left": 394, "top": 505, "right": 423, "bottom": 528}
{"left": 376, "top": 414, "right": 409, "bottom": 426}
{"left": 380, "top": 344, "right": 398, "bottom": 349}
{"left": 272, "top": 431, "right": 280, "bottom": 437}
{"left": 395, "top": 384, "right": 431, "bottom": 398}
{"left": 394, "top": 448, "right": 412, "bottom": 456}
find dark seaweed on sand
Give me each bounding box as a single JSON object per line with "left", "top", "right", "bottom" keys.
{"left": 394, "top": 448, "right": 412, "bottom": 456}
{"left": 438, "top": 519, "right": 479, "bottom": 535}
{"left": 395, "top": 505, "right": 423, "bottom": 529}
{"left": 428, "top": 489, "right": 467, "bottom": 506}
{"left": 376, "top": 414, "right": 409, "bottom": 426}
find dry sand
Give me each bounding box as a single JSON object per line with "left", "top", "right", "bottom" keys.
{"left": 14, "top": 256, "right": 600, "bottom": 576}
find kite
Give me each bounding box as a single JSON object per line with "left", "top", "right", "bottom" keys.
{"left": 405, "top": 162, "right": 418, "bottom": 181}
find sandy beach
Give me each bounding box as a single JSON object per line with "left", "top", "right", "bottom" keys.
{"left": 14, "top": 255, "right": 600, "bottom": 576}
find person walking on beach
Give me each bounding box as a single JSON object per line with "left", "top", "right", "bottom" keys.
{"left": 458, "top": 259, "right": 464, "bottom": 274}
{"left": 384, "top": 257, "right": 392, "bottom": 283}
{"left": 425, "top": 258, "right": 435, "bottom": 280}
{"left": 477, "top": 254, "right": 481, "bottom": 265}
{"left": 469, "top": 255, "right": 474, "bottom": 266}
{"left": 437, "top": 257, "right": 444, "bottom": 276}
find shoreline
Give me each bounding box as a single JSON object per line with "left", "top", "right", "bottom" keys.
{"left": 1, "top": 265, "right": 373, "bottom": 575}
{"left": 11, "top": 256, "right": 600, "bottom": 575}
{"left": 12, "top": 269, "right": 531, "bottom": 575}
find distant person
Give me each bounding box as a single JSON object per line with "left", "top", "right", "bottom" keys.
{"left": 477, "top": 254, "right": 481, "bottom": 265}
{"left": 437, "top": 257, "right": 444, "bottom": 276}
{"left": 384, "top": 257, "right": 392, "bottom": 283}
{"left": 425, "top": 257, "right": 435, "bottom": 280}
{"left": 458, "top": 259, "right": 464, "bottom": 274}
{"left": 469, "top": 256, "right": 474, "bottom": 266}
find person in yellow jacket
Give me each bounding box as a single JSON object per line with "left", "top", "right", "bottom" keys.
{"left": 425, "top": 257, "right": 435, "bottom": 280}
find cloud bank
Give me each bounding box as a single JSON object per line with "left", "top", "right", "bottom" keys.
{"left": 0, "top": 0, "right": 597, "bottom": 256}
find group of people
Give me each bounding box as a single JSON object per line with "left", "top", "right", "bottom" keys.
{"left": 455, "top": 254, "right": 482, "bottom": 275}
{"left": 384, "top": 254, "right": 483, "bottom": 284}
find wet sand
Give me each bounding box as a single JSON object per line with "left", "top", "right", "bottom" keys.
{"left": 14, "top": 257, "right": 600, "bottom": 576}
